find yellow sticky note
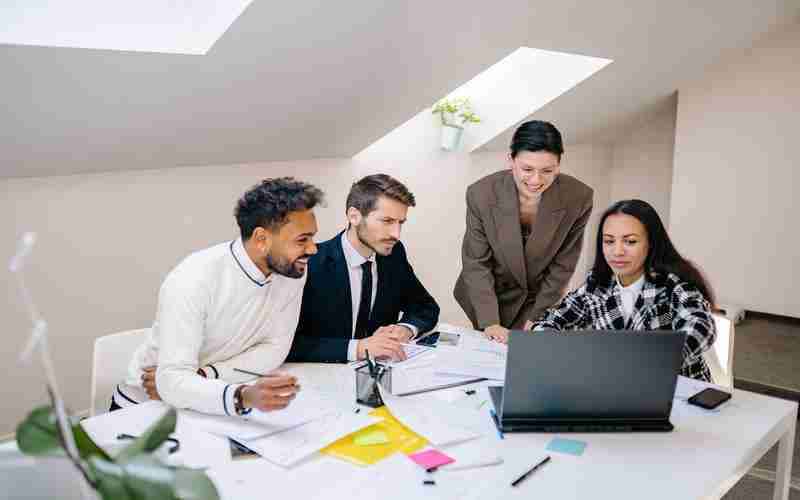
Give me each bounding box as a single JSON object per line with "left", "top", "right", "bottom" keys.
{"left": 321, "top": 406, "right": 428, "bottom": 466}
{"left": 354, "top": 430, "right": 389, "bottom": 446}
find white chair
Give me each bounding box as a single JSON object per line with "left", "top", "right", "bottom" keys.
{"left": 703, "top": 313, "right": 736, "bottom": 389}
{"left": 90, "top": 328, "right": 149, "bottom": 416}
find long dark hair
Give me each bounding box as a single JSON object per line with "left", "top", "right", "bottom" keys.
{"left": 591, "top": 199, "right": 715, "bottom": 305}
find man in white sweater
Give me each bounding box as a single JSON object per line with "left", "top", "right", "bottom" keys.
{"left": 114, "top": 177, "right": 324, "bottom": 416}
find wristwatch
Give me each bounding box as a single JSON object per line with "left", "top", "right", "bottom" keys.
{"left": 233, "top": 385, "right": 251, "bottom": 415}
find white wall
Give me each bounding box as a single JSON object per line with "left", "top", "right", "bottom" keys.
{"left": 610, "top": 98, "right": 677, "bottom": 226}
{"left": 0, "top": 149, "right": 611, "bottom": 434}
{"left": 670, "top": 19, "right": 800, "bottom": 317}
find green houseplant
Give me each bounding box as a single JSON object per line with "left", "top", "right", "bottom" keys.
{"left": 431, "top": 97, "right": 481, "bottom": 151}
{"left": 16, "top": 401, "right": 219, "bottom": 500}
{"left": 9, "top": 232, "right": 219, "bottom": 500}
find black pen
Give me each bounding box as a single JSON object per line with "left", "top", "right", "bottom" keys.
{"left": 365, "top": 349, "right": 377, "bottom": 378}
{"left": 511, "top": 455, "right": 551, "bottom": 487}
{"left": 233, "top": 368, "right": 283, "bottom": 378}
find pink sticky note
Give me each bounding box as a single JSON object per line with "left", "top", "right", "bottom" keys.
{"left": 408, "top": 449, "right": 455, "bottom": 470}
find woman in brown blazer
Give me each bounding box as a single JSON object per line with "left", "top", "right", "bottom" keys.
{"left": 453, "top": 120, "right": 593, "bottom": 343}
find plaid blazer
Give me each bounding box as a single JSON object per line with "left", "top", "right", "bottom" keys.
{"left": 532, "top": 271, "right": 716, "bottom": 381}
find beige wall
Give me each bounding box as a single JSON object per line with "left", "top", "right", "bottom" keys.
{"left": 610, "top": 98, "right": 677, "bottom": 226}
{"left": 670, "top": 19, "right": 800, "bottom": 317}
{"left": 0, "top": 148, "right": 611, "bottom": 434}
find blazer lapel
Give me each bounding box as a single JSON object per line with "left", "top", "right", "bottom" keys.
{"left": 524, "top": 176, "right": 567, "bottom": 279}
{"left": 491, "top": 173, "right": 528, "bottom": 289}
{"left": 327, "top": 235, "right": 354, "bottom": 336}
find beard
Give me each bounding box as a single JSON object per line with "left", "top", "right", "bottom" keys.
{"left": 266, "top": 251, "right": 307, "bottom": 279}
{"left": 356, "top": 221, "right": 397, "bottom": 257}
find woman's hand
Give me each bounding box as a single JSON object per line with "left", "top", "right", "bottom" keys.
{"left": 484, "top": 324, "right": 509, "bottom": 344}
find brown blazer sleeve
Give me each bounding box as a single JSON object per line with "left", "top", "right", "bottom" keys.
{"left": 526, "top": 193, "right": 593, "bottom": 323}
{"left": 456, "top": 187, "right": 501, "bottom": 328}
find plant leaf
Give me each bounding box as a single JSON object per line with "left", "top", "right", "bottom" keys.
{"left": 73, "top": 422, "right": 112, "bottom": 461}
{"left": 16, "top": 405, "right": 112, "bottom": 461}
{"left": 116, "top": 408, "right": 177, "bottom": 462}
{"left": 16, "top": 406, "right": 64, "bottom": 456}
{"left": 90, "top": 454, "right": 175, "bottom": 500}
{"left": 174, "top": 468, "right": 220, "bottom": 500}
{"left": 90, "top": 454, "right": 220, "bottom": 500}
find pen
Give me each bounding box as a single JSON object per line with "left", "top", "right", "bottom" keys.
{"left": 489, "top": 409, "right": 504, "bottom": 440}
{"left": 233, "top": 368, "right": 283, "bottom": 378}
{"left": 365, "top": 349, "right": 377, "bottom": 378}
{"left": 511, "top": 455, "right": 551, "bottom": 487}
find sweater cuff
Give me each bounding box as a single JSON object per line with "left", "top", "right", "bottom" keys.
{"left": 202, "top": 364, "right": 220, "bottom": 379}
{"left": 222, "top": 383, "right": 246, "bottom": 416}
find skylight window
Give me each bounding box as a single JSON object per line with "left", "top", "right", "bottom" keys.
{"left": 356, "top": 47, "right": 612, "bottom": 157}
{"left": 0, "top": 1, "right": 253, "bottom": 55}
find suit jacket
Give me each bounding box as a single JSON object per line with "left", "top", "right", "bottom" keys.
{"left": 287, "top": 232, "right": 440, "bottom": 363}
{"left": 453, "top": 170, "right": 593, "bottom": 329}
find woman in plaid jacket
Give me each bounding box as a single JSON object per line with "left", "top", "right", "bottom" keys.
{"left": 529, "top": 199, "right": 716, "bottom": 381}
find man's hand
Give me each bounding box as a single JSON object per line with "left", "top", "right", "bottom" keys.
{"left": 241, "top": 373, "right": 300, "bottom": 412}
{"left": 373, "top": 324, "right": 414, "bottom": 343}
{"left": 484, "top": 324, "right": 509, "bottom": 344}
{"left": 523, "top": 320, "right": 535, "bottom": 331}
{"left": 141, "top": 366, "right": 161, "bottom": 401}
{"left": 357, "top": 334, "right": 407, "bottom": 361}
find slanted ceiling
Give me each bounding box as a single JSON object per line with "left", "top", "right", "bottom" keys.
{"left": 1, "top": 0, "right": 797, "bottom": 178}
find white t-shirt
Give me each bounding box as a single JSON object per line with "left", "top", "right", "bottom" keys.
{"left": 616, "top": 274, "right": 645, "bottom": 323}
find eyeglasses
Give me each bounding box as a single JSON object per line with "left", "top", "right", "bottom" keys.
{"left": 116, "top": 433, "right": 180, "bottom": 454}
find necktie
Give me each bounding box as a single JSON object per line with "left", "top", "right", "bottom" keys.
{"left": 354, "top": 261, "right": 373, "bottom": 339}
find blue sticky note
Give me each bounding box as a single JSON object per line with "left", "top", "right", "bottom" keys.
{"left": 547, "top": 437, "right": 587, "bottom": 456}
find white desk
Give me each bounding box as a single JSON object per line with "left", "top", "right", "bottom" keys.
{"left": 4, "top": 363, "right": 797, "bottom": 500}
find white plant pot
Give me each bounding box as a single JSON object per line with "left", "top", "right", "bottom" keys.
{"left": 440, "top": 124, "right": 464, "bottom": 151}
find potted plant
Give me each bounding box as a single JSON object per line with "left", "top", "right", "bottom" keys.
{"left": 431, "top": 97, "right": 481, "bottom": 151}
{"left": 9, "top": 232, "right": 219, "bottom": 500}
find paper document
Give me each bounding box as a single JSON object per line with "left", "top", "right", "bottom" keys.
{"left": 390, "top": 361, "right": 485, "bottom": 396}
{"left": 439, "top": 437, "right": 503, "bottom": 472}
{"left": 378, "top": 385, "right": 481, "bottom": 446}
{"left": 239, "top": 410, "right": 381, "bottom": 467}
{"left": 80, "top": 401, "right": 232, "bottom": 469}
{"left": 182, "top": 388, "right": 340, "bottom": 441}
{"left": 434, "top": 345, "right": 506, "bottom": 381}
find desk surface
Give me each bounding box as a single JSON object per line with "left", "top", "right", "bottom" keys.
{"left": 5, "top": 363, "right": 798, "bottom": 500}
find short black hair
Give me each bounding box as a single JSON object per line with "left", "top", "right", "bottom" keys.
{"left": 510, "top": 120, "right": 564, "bottom": 160}
{"left": 235, "top": 177, "right": 324, "bottom": 240}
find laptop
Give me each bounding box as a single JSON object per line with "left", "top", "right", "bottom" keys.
{"left": 489, "top": 330, "right": 685, "bottom": 432}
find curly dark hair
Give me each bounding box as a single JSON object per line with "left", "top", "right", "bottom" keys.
{"left": 235, "top": 177, "right": 324, "bottom": 240}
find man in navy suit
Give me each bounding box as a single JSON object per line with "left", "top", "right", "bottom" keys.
{"left": 288, "top": 174, "right": 440, "bottom": 363}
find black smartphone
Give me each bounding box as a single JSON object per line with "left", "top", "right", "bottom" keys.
{"left": 415, "top": 331, "right": 440, "bottom": 347}
{"left": 687, "top": 388, "right": 732, "bottom": 410}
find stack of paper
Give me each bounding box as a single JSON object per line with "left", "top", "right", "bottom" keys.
{"left": 182, "top": 388, "right": 339, "bottom": 442}
{"left": 378, "top": 385, "right": 481, "bottom": 447}
{"left": 237, "top": 410, "right": 381, "bottom": 467}
{"left": 432, "top": 336, "right": 507, "bottom": 381}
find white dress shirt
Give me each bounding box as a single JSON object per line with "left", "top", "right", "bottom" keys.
{"left": 118, "top": 238, "right": 305, "bottom": 415}
{"left": 616, "top": 273, "right": 645, "bottom": 323}
{"left": 341, "top": 233, "right": 417, "bottom": 360}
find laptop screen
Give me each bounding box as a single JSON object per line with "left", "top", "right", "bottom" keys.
{"left": 501, "top": 331, "right": 685, "bottom": 421}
